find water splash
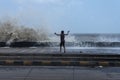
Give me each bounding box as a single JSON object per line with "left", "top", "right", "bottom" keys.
{"left": 49, "top": 34, "right": 76, "bottom": 42}
{"left": 0, "top": 20, "right": 49, "bottom": 46}
{"left": 97, "top": 35, "right": 120, "bottom": 42}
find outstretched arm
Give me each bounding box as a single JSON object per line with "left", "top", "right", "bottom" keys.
{"left": 54, "top": 33, "right": 60, "bottom": 36}
{"left": 65, "top": 31, "right": 70, "bottom": 35}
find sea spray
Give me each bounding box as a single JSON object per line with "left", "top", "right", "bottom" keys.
{"left": 97, "top": 35, "right": 120, "bottom": 42}
{"left": 1, "top": 20, "right": 120, "bottom": 47}
{"left": 0, "top": 20, "right": 49, "bottom": 46}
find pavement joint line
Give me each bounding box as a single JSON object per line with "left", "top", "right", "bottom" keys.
{"left": 24, "top": 67, "right": 33, "bottom": 80}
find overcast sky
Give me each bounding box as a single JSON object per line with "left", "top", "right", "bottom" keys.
{"left": 0, "top": 0, "right": 120, "bottom": 33}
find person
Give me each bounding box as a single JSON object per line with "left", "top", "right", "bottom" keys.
{"left": 54, "top": 30, "right": 70, "bottom": 53}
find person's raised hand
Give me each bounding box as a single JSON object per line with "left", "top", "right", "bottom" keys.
{"left": 67, "top": 31, "right": 70, "bottom": 33}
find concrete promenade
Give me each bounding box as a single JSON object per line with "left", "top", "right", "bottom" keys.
{"left": 0, "top": 47, "right": 120, "bottom": 80}
{"left": 0, "top": 66, "right": 120, "bottom": 80}
{"left": 0, "top": 47, "right": 120, "bottom": 54}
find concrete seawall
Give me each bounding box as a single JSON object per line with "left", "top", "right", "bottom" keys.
{"left": 0, "top": 60, "right": 120, "bottom": 67}
{"left": 0, "top": 53, "right": 120, "bottom": 67}
{"left": 0, "top": 48, "right": 120, "bottom": 67}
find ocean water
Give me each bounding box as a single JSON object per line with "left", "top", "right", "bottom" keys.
{"left": 1, "top": 34, "right": 120, "bottom": 54}
{"left": 44, "top": 34, "right": 120, "bottom": 54}
{"left": 48, "top": 34, "right": 120, "bottom": 47}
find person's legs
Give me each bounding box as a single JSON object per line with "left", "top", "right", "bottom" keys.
{"left": 63, "top": 42, "right": 66, "bottom": 53}
{"left": 60, "top": 43, "right": 62, "bottom": 52}
{"left": 60, "top": 46, "right": 62, "bottom": 52}
{"left": 60, "top": 41, "right": 66, "bottom": 53}
{"left": 63, "top": 46, "right": 66, "bottom": 53}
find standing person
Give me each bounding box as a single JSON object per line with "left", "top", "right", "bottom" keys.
{"left": 54, "top": 30, "right": 70, "bottom": 53}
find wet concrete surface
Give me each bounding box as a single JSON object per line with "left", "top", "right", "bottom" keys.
{"left": 0, "top": 66, "right": 120, "bottom": 80}
{"left": 0, "top": 47, "right": 120, "bottom": 54}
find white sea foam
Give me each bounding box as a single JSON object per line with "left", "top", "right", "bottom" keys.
{"left": 0, "top": 20, "right": 49, "bottom": 43}
{"left": 97, "top": 36, "right": 120, "bottom": 42}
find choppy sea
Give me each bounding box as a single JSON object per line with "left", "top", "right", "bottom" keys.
{"left": 47, "top": 34, "right": 120, "bottom": 54}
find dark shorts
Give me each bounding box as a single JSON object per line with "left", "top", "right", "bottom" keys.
{"left": 60, "top": 41, "right": 65, "bottom": 47}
